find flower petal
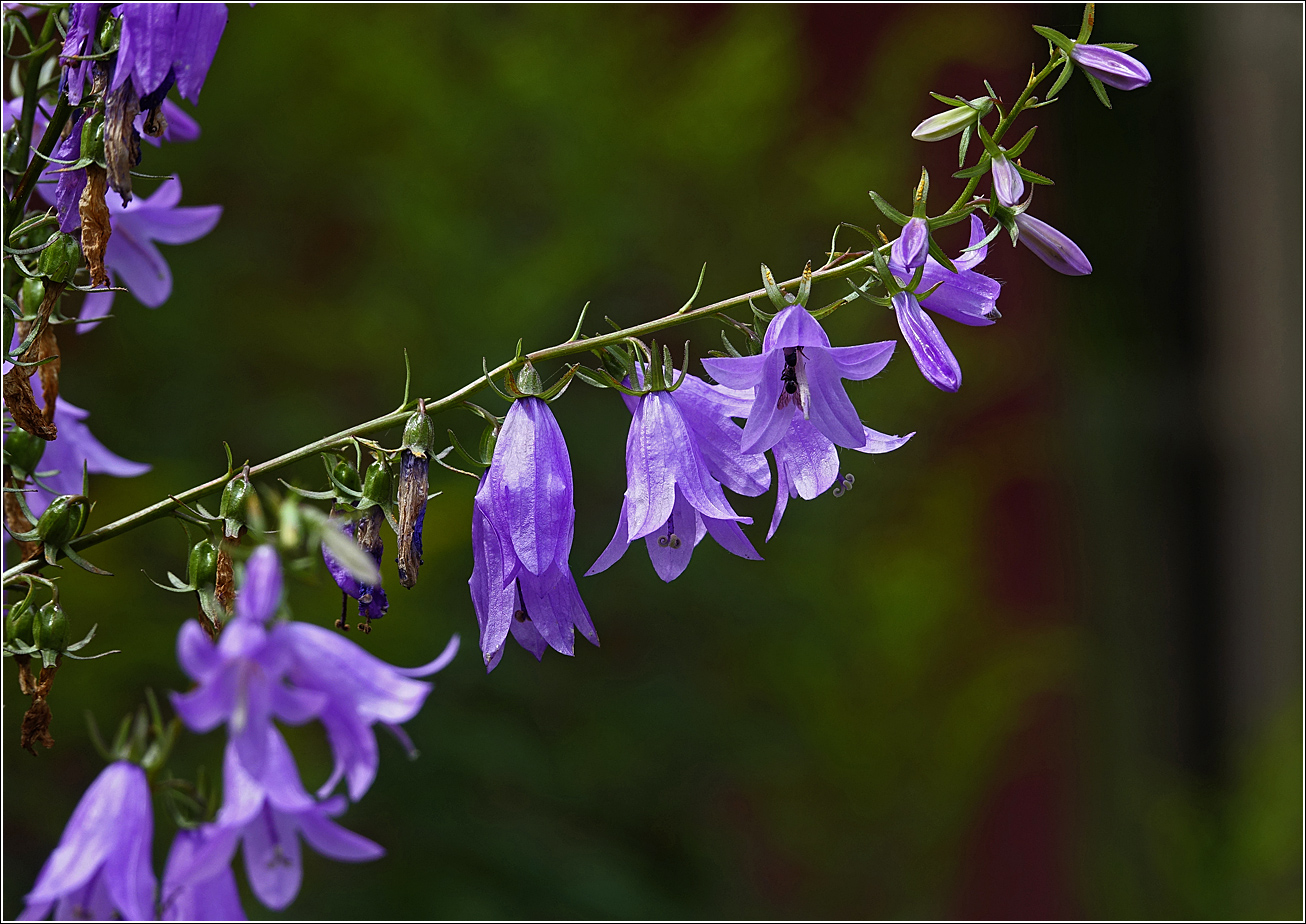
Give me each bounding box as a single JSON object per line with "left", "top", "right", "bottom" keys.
{"left": 774, "top": 418, "right": 840, "bottom": 501}
{"left": 104, "top": 224, "right": 173, "bottom": 307}
{"left": 823, "top": 340, "right": 895, "bottom": 380}
{"left": 173, "top": 3, "right": 228, "bottom": 101}
{"left": 236, "top": 546, "right": 282, "bottom": 623}
{"left": 762, "top": 304, "right": 831, "bottom": 350}
{"left": 851, "top": 427, "right": 915, "bottom": 455}
{"left": 242, "top": 804, "right": 302, "bottom": 911}
{"left": 297, "top": 809, "right": 385, "bottom": 863}
{"left": 802, "top": 348, "right": 867, "bottom": 448}
{"left": 586, "top": 497, "right": 633, "bottom": 576}
{"left": 894, "top": 291, "right": 962, "bottom": 392}
{"left": 1014, "top": 212, "right": 1092, "bottom": 276}
{"left": 699, "top": 352, "right": 768, "bottom": 390}
{"left": 488, "top": 398, "right": 572, "bottom": 576}
{"left": 703, "top": 514, "right": 763, "bottom": 561}
{"left": 76, "top": 289, "right": 117, "bottom": 332}
{"left": 642, "top": 490, "right": 698, "bottom": 582}
{"left": 739, "top": 348, "right": 794, "bottom": 455}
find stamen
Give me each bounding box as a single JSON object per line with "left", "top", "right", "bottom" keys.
{"left": 657, "top": 536, "right": 670, "bottom": 547}
{"left": 669, "top": 534, "right": 681, "bottom": 549}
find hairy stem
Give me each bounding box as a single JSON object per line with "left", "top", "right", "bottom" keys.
{"left": 1, "top": 250, "right": 884, "bottom": 583}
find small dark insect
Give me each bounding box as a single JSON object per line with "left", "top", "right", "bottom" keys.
{"left": 778, "top": 347, "right": 802, "bottom": 409}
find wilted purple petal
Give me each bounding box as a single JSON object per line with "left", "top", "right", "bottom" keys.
{"left": 1071, "top": 44, "right": 1152, "bottom": 91}
{"left": 893, "top": 291, "right": 962, "bottom": 392}
{"left": 1014, "top": 212, "right": 1093, "bottom": 276}
{"left": 60, "top": 4, "right": 101, "bottom": 105}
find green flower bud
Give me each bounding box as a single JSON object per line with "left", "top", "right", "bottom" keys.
{"left": 219, "top": 477, "right": 253, "bottom": 539}
{"left": 333, "top": 460, "right": 361, "bottom": 495}
{"left": 512, "top": 362, "right": 545, "bottom": 396}
{"left": 360, "top": 459, "right": 390, "bottom": 507}
{"left": 79, "top": 113, "right": 106, "bottom": 167}
{"left": 911, "top": 97, "right": 993, "bottom": 143}
{"left": 6, "top": 426, "right": 46, "bottom": 477}
{"left": 401, "top": 409, "right": 435, "bottom": 458}
{"left": 98, "top": 13, "right": 121, "bottom": 51}
{"left": 21, "top": 277, "right": 45, "bottom": 316}
{"left": 187, "top": 539, "right": 218, "bottom": 587}
{"left": 33, "top": 602, "right": 68, "bottom": 652}
{"left": 36, "top": 233, "right": 82, "bottom": 283}
{"left": 35, "top": 496, "right": 85, "bottom": 548}
{"left": 5, "top": 598, "right": 35, "bottom": 647}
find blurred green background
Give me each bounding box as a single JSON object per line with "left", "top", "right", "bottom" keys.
{"left": 5, "top": 4, "right": 1301, "bottom": 919}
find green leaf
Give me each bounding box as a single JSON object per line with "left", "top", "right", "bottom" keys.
{"left": 1015, "top": 164, "right": 1054, "bottom": 186}
{"left": 1077, "top": 3, "right": 1095, "bottom": 43}
{"left": 1005, "top": 125, "right": 1038, "bottom": 158}
{"left": 1032, "top": 25, "right": 1076, "bottom": 54}
{"left": 976, "top": 122, "right": 1003, "bottom": 160}
{"left": 957, "top": 125, "right": 972, "bottom": 169}
{"left": 1084, "top": 71, "right": 1113, "bottom": 109}
{"left": 1045, "top": 58, "right": 1075, "bottom": 101}
{"left": 867, "top": 191, "right": 909, "bottom": 226}
{"left": 952, "top": 153, "right": 992, "bottom": 179}
{"left": 1097, "top": 42, "right": 1138, "bottom": 52}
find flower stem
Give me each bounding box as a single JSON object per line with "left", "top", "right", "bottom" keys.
{"left": 1, "top": 250, "right": 884, "bottom": 584}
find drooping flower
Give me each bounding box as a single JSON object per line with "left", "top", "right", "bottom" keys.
{"left": 989, "top": 163, "right": 1092, "bottom": 277}
{"left": 160, "top": 828, "right": 245, "bottom": 921}
{"left": 702, "top": 305, "right": 896, "bottom": 454}
{"left": 2, "top": 396, "right": 151, "bottom": 519}
{"left": 1070, "top": 43, "right": 1151, "bottom": 91}
{"left": 173, "top": 545, "right": 457, "bottom": 799}
{"left": 19, "top": 761, "right": 155, "bottom": 921}
{"left": 767, "top": 416, "right": 912, "bottom": 539}
{"left": 112, "top": 3, "right": 229, "bottom": 103}
{"left": 170, "top": 726, "right": 383, "bottom": 913}
{"left": 321, "top": 515, "right": 389, "bottom": 622}
{"left": 471, "top": 396, "right": 597, "bottom": 669}
{"left": 587, "top": 376, "right": 762, "bottom": 583}
{"left": 888, "top": 213, "right": 1002, "bottom": 393}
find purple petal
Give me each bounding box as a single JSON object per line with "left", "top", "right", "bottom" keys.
{"left": 280, "top": 622, "right": 432, "bottom": 724}
{"left": 488, "top": 398, "right": 573, "bottom": 576}
{"left": 702, "top": 514, "right": 762, "bottom": 561}
{"left": 161, "top": 828, "right": 246, "bottom": 921}
{"left": 170, "top": 667, "right": 236, "bottom": 732}
{"left": 762, "top": 304, "right": 832, "bottom": 350}
{"left": 700, "top": 351, "right": 768, "bottom": 390}
{"left": 823, "top": 340, "right": 895, "bottom": 380}
{"left": 1014, "top": 212, "right": 1092, "bottom": 276}
{"left": 161, "top": 98, "right": 201, "bottom": 142}
{"left": 471, "top": 482, "right": 515, "bottom": 663}
{"left": 802, "top": 348, "right": 867, "bottom": 448}
{"left": 103, "top": 226, "right": 173, "bottom": 307}
{"left": 622, "top": 396, "right": 676, "bottom": 541}
{"left": 270, "top": 682, "right": 327, "bottom": 726}
{"left": 671, "top": 385, "right": 770, "bottom": 496}
{"left": 893, "top": 291, "right": 962, "bottom": 392}
{"left": 76, "top": 289, "right": 117, "bottom": 331}
{"left": 297, "top": 809, "right": 385, "bottom": 863}
{"left": 116, "top": 3, "right": 178, "bottom": 97}
{"left": 586, "top": 498, "right": 633, "bottom": 576}
{"left": 176, "top": 619, "right": 219, "bottom": 679}
{"left": 173, "top": 3, "right": 228, "bottom": 102}
{"left": 767, "top": 449, "right": 794, "bottom": 542}
{"left": 674, "top": 372, "right": 754, "bottom": 418}
{"left": 642, "top": 490, "right": 698, "bottom": 582}
{"left": 122, "top": 203, "right": 223, "bottom": 245}
{"left": 237, "top": 547, "right": 282, "bottom": 623}
{"left": 739, "top": 349, "right": 795, "bottom": 455}
{"left": 953, "top": 214, "right": 991, "bottom": 272}
{"left": 509, "top": 606, "right": 548, "bottom": 660}
{"left": 852, "top": 426, "right": 914, "bottom": 455}
{"left": 773, "top": 417, "right": 840, "bottom": 501}
{"left": 643, "top": 392, "right": 742, "bottom": 526}
{"left": 258, "top": 725, "right": 316, "bottom": 812}
{"left": 316, "top": 704, "right": 377, "bottom": 802}
{"left": 916, "top": 259, "right": 1000, "bottom": 327}
{"left": 242, "top": 804, "right": 302, "bottom": 911}
{"left": 1070, "top": 44, "right": 1151, "bottom": 91}
{"left": 102, "top": 797, "right": 156, "bottom": 923}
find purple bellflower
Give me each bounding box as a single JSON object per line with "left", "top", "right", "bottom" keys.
{"left": 587, "top": 373, "right": 763, "bottom": 583}
{"left": 701, "top": 305, "right": 896, "bottom": 455}
{"left": 161, "top": 828, "right": 245, "bottom": 921}
{"left": 991, "top": 158, "right": 1092, "bottom": 277}
{"left": 19, "top": 761, "right": 155, "bottom": 921}
{"left": 113, "top": 3, "right": 228, "bottom": 103}
{"left": 174, "top": 545, "right": 457, "bottom": 799}
{"left": 172, "top": 726, "right": 383, "bottom": 912}
{"left": 60, "top": 3, "right": 101, "bottom": 106}
{"left": 471, "top": 397, "right": 598, "bottom": 670}
{"left": 896, "top": 217, "right": 929, "bottom": 270}
{"left": 888, "top": 213, "right": 1003, "bottom": 392}
{"left": 1070, "top": 43, "right": 1151, "bottom": 91}
{"left": 3, "top": 397, "right": 151, "bottom": 518}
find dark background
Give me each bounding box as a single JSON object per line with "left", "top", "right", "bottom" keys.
{"left": 5, "top": 4, "right": 1302, "bottom": 919}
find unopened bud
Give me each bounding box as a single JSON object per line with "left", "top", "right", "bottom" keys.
{"left": 360, "top": 459, "right": 390, "bottom": 507}
{"left": 33, "top": 602, "right": 68, "bottom": 652}
{"left": 98, "top": 13, "right": 121, "bottom": 51}
{"left": 36, "top": 233, "right": 82, "bottom": 283}
{"left": 5, "top": 598, "right": 35, "bottom": 647}
{"left": 35, "top": 496, "right": 85, "bottom": 548}
{"left": 911, "top": 96, "right": 993, "bottom": 143}
{"left": 219, "top": 477, "right": 253, "bottom": 539}
{"left": 187, "top": 538, "right": 218, "bottom": 587}
{"left": 5, "top": 427, "right": 46, "bottom": 476}
{"left": 401, "top": 407, "right": 435, "bottom": 459}
{"left": 333, "top": 460, "right": 361, "bottom": 495}
{"left": 20, "top": 278, "right": 45, "bottom": 316}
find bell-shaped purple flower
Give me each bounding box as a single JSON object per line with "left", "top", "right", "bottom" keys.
{"left": 171, "top": 726, "right": 383, "bottom": 913}
{"left": 768, "top": 417, "right": 913, "bottom": 539}
{"left": 888, "top": 214, "right": 1003, "bottom": 392}
{"left": 3, "top": 397, "right": 151, "bottom": 519}
{"left": 1070, "top": 43, "right": 1151, "bottom": 91}
{"left": 893, "top": 217, "right": 930, "bottom": 270}
{"left": 702, "top": 305, "right": 896, "bottom": 455}
{"left": 19, "top": 761, "right": 155, "bottom": 921}
{"left": 1014, "top": 210, "right": 1092, "bottom": 276}
{"left": 471, "top": 397, "right": 597, "bottom": 669}
{"left": 160, "top": 828, "right": 245, "bottom": 921}
{"left": 112, "top": 3, "right": 228, "bottom": 102}
{"left": 587, "top": 379, "right": 762, "bottom": 583}
{"left": 322, "top": 514, "right": 389, "bottom": 621}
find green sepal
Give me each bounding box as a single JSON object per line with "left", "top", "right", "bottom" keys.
{"left": 359, "top": 459, "right": 392, "bottom": 509}
{"left": 1015, "top": 164, "right": 1054, "bottom": 186}
{"left": 572, "top": 367, "right": 611, "bottom": 390}
{"left": 187, "top": 539, "right": 218, "bottom": 587}
{"left": 33, "top": 601, "right": 67, "bottom": 652}
{"left": 219, "top": 476, "right": 253, "bottom": 540}
{"left": 926, "top": 237, "right": 957, "bottom": 274}
{"left": 1084, "top": 71, "right": 1112, "bottom": 109}
{"left": 401, "top": 405, "right": 436, "bottom": 457}
{"left": 760, "top": 264, "right": 789, "bottom": 310}
{"left": 928, "top": 91, "right": 970, "bottom": 107}
{"left": 952, "top": 153, "right": 992, "bottom": 179}
{"left": 957, "top": 125, "right": 972, "bottom": 169}
{"left": 867, "top": 190, "right": 909, "bottom": 226}
{"left": 5, "top": 595, "right": 36, "bottom": 647}
{"left": 63, "top": 544, "right": 112, "bottom": 576}
{"left": 1005, "top": 126, "right": 1038, "bottom": 159}
{"left": 1045, "top": 57, "right": 1075, "bottom": 100}
{"left": 1097, "top": 42, "right": 1138, "bottom": 52}
{"left": 1032, "top": 24, "right": 1076, "bottom": 54}
{"left": 331, "top": 460, "right": 361, "bottom": 495}
{"left": 796, "top": 262, "right": 812, "bottom": 308}
{"left": 960, "top": 219, "right": 1003, "bottom": 255}
{"left": 1077, "top": 3, "right": 1095, "bottom": 43}
{"left": 677, "top": 264, "right": 707, "bottom": 314}
{"left": 976, "top": 122, "right": 1003, "bottom": 160}
{"left": 717, "top": 331, "right": 743, "bottom": 358}
{"left": 446, "top": 429, "right": 488, "bottom": 470}
{"left": 927, "top": 209, "right": 978, "bottom": 232}
{"left": 509, "top": 361, "right": 545, "bottom": 397}
{"left": 911, "top": 168, "right": 930, "bottom": 218}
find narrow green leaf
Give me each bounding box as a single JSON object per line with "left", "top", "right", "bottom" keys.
{"left": 1045, "top": 58, "right": 1074, "bottom": 101}
{"left": 957, "top": 125, "right": 972, "bottom": 169}
{"left": 1006, "top": 125, "right": 1038, "bottom": 158}
{"left": 867, "top": 191, "right": 909, "bottom": 226}
{"left": 1015, "top": 164, "right": 1055, "bottom": 186}
{"left": 1077, "top": 3, "right": 1095, "bottom": 43}
{"left": 1084, "top": 71, "right": 1113, "bottom": 109}
{"left": 1097, "top": 42, "right": 1138, "bottom": 52}
{"left": 1032, "top": 24, "right": 1076, "bottom": 53}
